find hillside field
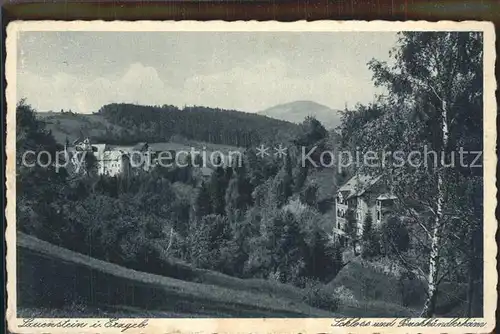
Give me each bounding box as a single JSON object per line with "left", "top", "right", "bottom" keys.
{"left": 17, "top": 232, "right": 338, "bottom": 318}
{"left": 36, "top": 112, "right": 126, "bottom": 145}
{"left": 327, "top": 257, "right": 469, "bottom": 317}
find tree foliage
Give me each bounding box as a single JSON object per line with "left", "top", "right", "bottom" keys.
{"left": 338, "top": 32, "right": 483, "bottom": 316}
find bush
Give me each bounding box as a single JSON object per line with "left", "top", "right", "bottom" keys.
{"left": 299, "top": 182, "right": 318, "bottom": 207}
{"left": 187, "top": 214, "right": 232, "bottom": 271}
{"left": 398, "top": 271, "right": 427, "bottom": 307}
{"left": 361, "top": 230, "right": 382, "bottom": 259}
{"left": 302, "top": 279, "right": 340, "bottom": 312}
{"left": 382, "top": 216, "right": 410, "bottom": 254}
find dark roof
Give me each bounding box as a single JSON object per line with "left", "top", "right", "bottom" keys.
{"left": 377, "top": 193, "right": 397, "bottom": 200}
{"left": 339, "top": 190, "right": 351, "bottom": 199}
{"left": 338, "top": 174, "right": 382, "bottom": 199}
{"left": 132, "top": 142, "right": 148, "bottom": 151}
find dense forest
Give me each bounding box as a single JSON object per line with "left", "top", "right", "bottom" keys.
{"left": 93, "top": 103, "right": 300, "bottom": 147}
{"left": 16, "top": 31, "right": 484, "bottom": 317}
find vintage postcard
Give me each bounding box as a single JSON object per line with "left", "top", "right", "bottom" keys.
{"left": 5, "top": 20, "right": 497, "bottom": 333}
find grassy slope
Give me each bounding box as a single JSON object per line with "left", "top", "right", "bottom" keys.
{"left": 17, "top": 232, "right": 337, "bottom": 318}
{"left": 327, "top": 258, "right": 416, "bottom": 317}
{"left": 36, "top": 112, "right": 126, "bottom": 144}
{"left": 327, "top": 257, "right": 468, "bottom": 317}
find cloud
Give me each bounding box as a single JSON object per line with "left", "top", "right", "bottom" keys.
{"left": 17, "top": 71, "right": 82, "bottom": 112}
{"left": 182, "top": 58, "right": 290, "bottom": 111}
{"left": 18, "top": 63, "right": 171, "bottom": 113}
{"left": 182, "top": 58, "right": 381, "bottom": 112}
{"left": 17, "top": 60, "right": 382, "bottom": 114}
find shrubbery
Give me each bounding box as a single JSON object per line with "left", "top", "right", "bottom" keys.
{"left": 381, "top": 216, "right": 410, "bottom": 254}
{"left": 302, "top": 279, "right": 340, "bottom": 312}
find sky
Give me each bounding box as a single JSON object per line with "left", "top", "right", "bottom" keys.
{"left": 17, "top": 31, "right": 399, "bottom": 114}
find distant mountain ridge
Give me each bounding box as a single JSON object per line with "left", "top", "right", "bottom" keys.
{"left": 259, "top": 100, "right": 343, "bottom": 130}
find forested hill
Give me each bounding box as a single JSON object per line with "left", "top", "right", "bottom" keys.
{"left": 94, "top": 103, "right": 300, "bottom": 147}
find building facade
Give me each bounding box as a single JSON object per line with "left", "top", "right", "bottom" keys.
{"left": 66, "top": 138, "right": 132, "bottom": 177}
{"left": 92, "top": 145, "right": 131, "bottom": 177}
{"left": 334, "top": 174, "right": 396, "bottom": 245}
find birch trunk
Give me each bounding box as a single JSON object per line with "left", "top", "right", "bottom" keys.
{"left": 420, "top": 175, "right": 443, "bottom": 317}
{"left": 421, "top": 98, "right": 448, "bottom": 317}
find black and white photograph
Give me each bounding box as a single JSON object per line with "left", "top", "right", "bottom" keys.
{"left": 5, "top": 21, "right": 496, "bottom": 333}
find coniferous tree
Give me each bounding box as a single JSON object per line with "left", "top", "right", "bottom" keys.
{"left": 225, "top": 161, "right": 253, "bottom": 216}
{"left": 188, "top": 214, "right": 231, "bottom": 269}
{"left": 333, "top": 243, "right": 343, "bottom": 269}
{"left": 305, "top": 228, "right": 340, "bottom": 281}
{"left": 361, "top": 212, "right": 381, "bottom": 258}
{"left": 294, "top": 165, "right": 308, "bottom": 193}
{"left": 284, "top": 153, "right": 294, "bottom": 186}
{"left": 266, "top": 211, "right": 307, "bottom": 283}
{"left": 246, "top": 148, "right": 264, "bottom": 187}
{"left": 345, "top": 209, "right": 359, "bottom": 255}
{"left": 270, "top": 167, "right": 293, "bottom": 208}
{"left": 209, "top": 164, "right": 228, "bottom": 215}
{"left": 300, "top": 182, "right": 319, "bottom": 208}
{"left": 225, "top": 177, "right": 239, "bottom": 215}
{"left": 362, "top": 212, "right": 374, "bottom": 242}
{"left": 194, "top": 182, "right": 212, "bottom": 218}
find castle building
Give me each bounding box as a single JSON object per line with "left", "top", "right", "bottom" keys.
{"left": 66, "top": 138, "right": 132, "bottom": 177}
{"left": 66, "top": 138, "right": 223, "bottom": 178}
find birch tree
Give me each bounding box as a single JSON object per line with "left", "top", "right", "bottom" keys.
{"left": 366, "top": 32, "right": 483, "bottom": 316}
